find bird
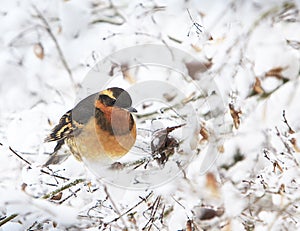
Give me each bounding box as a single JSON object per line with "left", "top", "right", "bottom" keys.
{"left": 44, "top": 87, "right": 137, "bottom": 167}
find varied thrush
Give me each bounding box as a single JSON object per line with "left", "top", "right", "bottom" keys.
{"left": 44, "top": 87, "right": 137, "bottom": 166}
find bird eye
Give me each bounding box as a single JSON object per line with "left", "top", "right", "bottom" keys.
{"left": 99, "top": 95, "right": 116, "bottom": 106}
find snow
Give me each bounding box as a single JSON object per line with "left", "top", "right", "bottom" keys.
{"left": 1, "top": 0, "right": 300, "bottom": 230}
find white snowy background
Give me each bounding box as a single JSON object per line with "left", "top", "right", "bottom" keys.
{"left": 1, "top": 0, "right": 300, "bottom": 230}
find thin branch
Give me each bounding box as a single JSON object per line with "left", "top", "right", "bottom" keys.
{"left": 6, "top": 143, "right": 69, "bottom": 180}
{"left": 40, "top": 169, "right": 70, "bottom": 181}
{"left": 282, "top": 110, "right": 295, "bottom": 134}
{"left": 9, "top": 146, "right": 32, "bottom": 166}
{"left": 42, "top": 178, "right": 85, "bottom": 199}
{"left": 143, "top": 196, "right": 161, "bottom": 230}
{"left": 0, "top": 214, "right": 18, "bottom": 227}
{"left": 105, "top": 192, "right": 153, "bottom": 225}
{"left": 32, "top": 5, "right": 76, "bottom": 87}
{"left": 90, "top": 18, "right": 124, "bottom": 25}
{"left": 136, "top": 93, "right": 204, "bottom": 119}
{"left": 59, "top": 188, "right": 81, "bottom": 204}
{"left": 103, "top": 186, "right": 128, "bottom": 229}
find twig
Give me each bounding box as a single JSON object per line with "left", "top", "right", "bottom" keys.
{"left": 103, "top": 186, "right": 128, "bottom": 229}
{"left": 59, "top": 188, "right": 81, "bottom": 204}
{"left": 105, "top": 192, "right": 153, "bottom": 225}
{"left": 90, "top": 0, "right": 126, "bottom": 26}
{"left": 90, "top": 18, "right": 124, "bottom": 25}
{"left": 42, "top": 178, "right": 85, "bottom": 199}
{"left": 26, "top": 221, "right": 38, "bottom": 230}
{"left": 136, "top": 94, "right": 204, "bottom": 119}
{"left": 0, "top": 214, "right": 18, "bottom": 227}
{"left": 187, "top": 9, "right": 203, "bottom": 36}
{"left": 275, "top": 127, "right": 294, "bottom": 156}
{"left": 32, "top": 5, "right": 76, "bottom": 88}
{"left": 40, "top": 169, "right": 70, "bottom": 181}
{"left": 143, "top": 196, "right": 161, "bottom": 230}
{"left": 5, "top": 142, "right": 69, "bottom": 180}
{"left": 9, "top": 146, "right": 32, "bottom": 166}
{"left": 282, "top": 110, "right": 295, "bottom": 134}
{"left": 268, "top": 197, "right": 300, "bottom": 231}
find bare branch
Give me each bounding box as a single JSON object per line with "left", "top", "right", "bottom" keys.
{"left": 0, "top": 214, "right": 18, "bottom": 227}
{"left": 42, "top": 178, "right": 85, "bottom": 199}
{"left": 32, "top": 5, "right": 77, "bottom": 88}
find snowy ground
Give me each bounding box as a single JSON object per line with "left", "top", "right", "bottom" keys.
{"left": 1, "top": 0, "right": 300, "bottom": 230}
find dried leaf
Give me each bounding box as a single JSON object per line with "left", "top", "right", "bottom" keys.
{"left": 163, "top": 92, "right": 177, "bottom": 102}
{"left": 127, "top": 212, "right": 137, "bottom": 225}
{"left": 33, "top": 43, "right": 44, "bottom": 59}
{"left": 206, "top": 172, "right": 219, "bottom": 197}
{"left": 253, "top": 77, "right": 264, "bottom": 94}
{"left": 185, "top": 60, "right": 212, "bottom": 80}
{"left": 221, "top": 220, "right": 232, "bottom": 231}
{"left": 197, "top": 207, "right": 224, "bottom": 220}
{"left": 186, "top": 220, "right": 192, "bottom": 231}
{"left": 108, "top": 63, "right": 118, "bottom": 76}
{"left": 121, "top": 64, "right": 136, "bottom": 84}
{"left": 50, "top": 192, "right": 63, "bottom": 201}
{"left": 200, "top": 124, "right": 209, "bottom": 142}
{"left": 265, "top": 66, "right": 288, "bottom": 79}
{"left": 110, "top": 162, "right": 124, "bottom": 170}
{"left": 278, "top": 183, "right": 285, "bottom": 194}
{"left": 142, "top": 102, "right": 153, "bottom": 109}
{"left": 151, "top": 124, "right": 184, "bottom": 165}
{"left": 229, "top": 103, "right": 241, "bottom": 129}
{"left": 273, "top": 161, "right": 283, "bottom": 173}
{"left": 191, "top": 44, "right": 202, "bottom": 52}
{"left": 21, "top": 183, "right": 27, "bottom": 191}
{"left": 218, "top": 145, "right": 225, "bottom": 154}
{"left": 290, "top": 138, "right": 300, "bottom": 152}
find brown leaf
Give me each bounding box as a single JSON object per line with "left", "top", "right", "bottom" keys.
{"left": 265, "top": 66, "right": 288, "bottom": 79}
{"left": 185, "top": 60, "right": 212, "bottom": 80}
{"left": 151, "top": 124, "right": 184, "bottom": 165}
{"left": 229, "top": 103, "right": 241, "bottom": 129}
{"left": 273, "top": 161, "right": 283, "bottom": 173}
{"left": 218, "top": 145, "right": 225, "bottom": 154}
{"left": 110, "top": 161, "right": 124, "bottom": 170}
{"left": 108, "top": 63, "right": 118, "bottom": 76}
{"left": 186, "top": 220, "right": 192, "bottom": 231}
{"left": 206, "top": 172, "right": 219, "bottom": 197}
{"left": 128, "top": 212, "right": 137, "bottom": 225}
{"left": 290, "top": 138, "right": 300, "bottom": 152}
{"left": 50, "top": 192, "right": 63, "bottom": 201}
{"left": 197, "top": 207, "right": 224, "bottom": 220}
{"left": 21, "top": 183, "right": 27, "bottom": 191}
{"left": 142, "top": 102, "right": 153, "bottom": 109}
{"left": 253, "top": 77, "right": 264, "bottom": 94}
{"left": 121, "top": 64, "right": 136, "bottom": 84}
{"left": 163, "top": 92, "right": 177, "bottom": 102}
{"left": 200, "top": 124, "right": 209, "bottom": 142}
{"left": 278, "top": 184, "right": 285, "bottom": 194}
{"left": 33, "top": 43, "right": 44, "bottom": 59}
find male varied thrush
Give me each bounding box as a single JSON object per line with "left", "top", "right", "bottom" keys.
{"left": 44, "top": 87, "right": 137, "bottom": 166}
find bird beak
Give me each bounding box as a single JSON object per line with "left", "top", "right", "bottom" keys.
{"left": 128, "top": 107, "right": 137, "bottom": 113}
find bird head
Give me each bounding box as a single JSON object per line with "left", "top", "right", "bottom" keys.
{"left": 98, "top": 87, "right": 137, "bottom": 112}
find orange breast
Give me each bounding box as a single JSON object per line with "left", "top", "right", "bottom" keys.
{"left": 70, "top": 110, "right": 136, "bottom": 163}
